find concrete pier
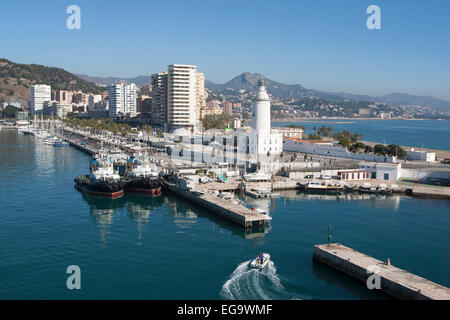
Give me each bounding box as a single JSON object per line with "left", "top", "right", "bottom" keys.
{"left": 67, "top": 140, "right": 96, "bottom": 155}
{"left": 163, "top": 181, "right": 267, "bottom": 228}
{"left": 408, "top": 185, "right": 450, "bottom": 200}
{"left": 313, "top": 243, "right": 450, "bottom": 300}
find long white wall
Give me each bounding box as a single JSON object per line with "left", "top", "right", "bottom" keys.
{"left": 283, "top": 140, "right": 396, "bottom": 163}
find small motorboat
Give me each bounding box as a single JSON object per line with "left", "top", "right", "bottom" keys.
{"left": 250, "top": 253, "right": 271, "bottom": 269}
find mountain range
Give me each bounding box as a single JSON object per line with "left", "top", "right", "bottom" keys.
{"left": 76, "top": 74, "right": 152, "bottom": 86}
{"left": 205, "top": 72, "right": 450, "bottom": 111}
{"left": 77, "top": 71, "right": 450, "bottom": 111}
{"left": 1, "top": 58, "right": 448, "bottom": 112}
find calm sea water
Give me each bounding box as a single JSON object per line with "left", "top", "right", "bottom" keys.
{"left": 0, "top": 130, "right": 449, "bottom": 299}
{"left": 274, "top": 120, "right": 450, "bottom": 151}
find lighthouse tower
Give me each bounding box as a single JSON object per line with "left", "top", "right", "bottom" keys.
{"left": 236, "top": 77, "right": 282, "bottom": 157}
{"left": 251, "top": 78, "right": 271, "bottom": 135}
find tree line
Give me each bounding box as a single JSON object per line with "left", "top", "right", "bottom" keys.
{"left": 290, "top": 124, "right": 407, "bottom": 159}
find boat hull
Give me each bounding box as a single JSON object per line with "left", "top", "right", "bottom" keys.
{"left": 126, "top": 186, "right": 162, "bottom": 196}
{"left": 75, "top": 184, "right": 124, "bottom": 199}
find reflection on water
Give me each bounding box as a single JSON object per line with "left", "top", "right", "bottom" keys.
{"left": 278, "top": 190, "right": 401, "bottom": 211}
{"left": 82, "top": 193, "right": 127, "bottom": 245}
{"left": 311, "top": 260, "right": 387, "bottom": 300}
{"left": 80, "top": 191, "right": 272, "bottom": 244}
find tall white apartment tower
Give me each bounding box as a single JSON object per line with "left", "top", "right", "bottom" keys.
{"left": 108, "top": 83, "right": 136, "bottom": 118}
{"left": 123, "top": 83, "right": 137, "bottom": 114}
{"left": 30, "top": 84, "right": 51, "bottom": 115}
{"left": 167, "top": 64, "right": 198, "bottom": 130}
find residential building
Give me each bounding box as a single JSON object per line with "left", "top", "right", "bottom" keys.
{"left": 30, "top": 84, "right": 51, "bottom": 115}
{"left": 108, "top": 83, "right": 137, "bottom": 118}
{"left": 137, "top": 96, "right": 152, "bottom": 113}
{"left": 196, "top": 73, "right": 206, "bottom": 121}
{"left": 203, "top": 99, "right": 222, "bottom": 117}
{"left": 54, "top": 90, "right": 74, "bottom": 104}
{"left": 167, "top": 64, "right": 198, "bottom": 130}
{"left": 222, "top": 100, "right": 233, "bottom": 116}
{"left": 72, "top": 92, "right": 89, "bottom": 105}
{"left": 88, "top": 94, "right": 103, "bottom": 109}
{"left": 151, "top": 72, "right": 168, "bottom": 125}
{"left": 43, "top": 101, "right": 72, "bottom": 118}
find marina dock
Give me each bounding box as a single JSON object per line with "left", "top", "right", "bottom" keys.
{"left": 164, "top": 181, "right": 267, "bottom": 228}
{"left": 67, "top": 140, "right": 96, "bottom": 155}
{"left": 407, "top": 185, "right": 450, "bottom": 200}
{"left": 313, "top": 243, "right": 450, "bottom": 300}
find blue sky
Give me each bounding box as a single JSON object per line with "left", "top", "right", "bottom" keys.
{"left": 1, "top": 0, "right": 449, "bottom": 100}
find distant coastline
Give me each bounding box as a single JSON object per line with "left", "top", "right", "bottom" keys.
{"left": 274, "top": 117, "right": 449, "bottom": 122}
{"left": 273, "top": 119, "right": 450, "bottom": 153}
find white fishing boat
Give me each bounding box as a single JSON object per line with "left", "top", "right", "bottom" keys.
{"left": 250, "top": 253, "right": 271, "bottom": 269}
{"left": 304, "top": 181, "right": 343, "bottom": 192}
{"left": 243, "top": 170, "right": 272, "bottom": 182}
{"left": 252, "top": 188, "right": 272, "bottom": 195}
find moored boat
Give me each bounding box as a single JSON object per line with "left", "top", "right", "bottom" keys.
{"left": 304, "top": 181, "right": 343, "bottom": 193}
{"left": 124, "top": 154, "right": 162, "bottom": 196}
{"left": 75, "top": 153, "right": 126, "bottom": 198}
{"left": 243, "top": 170, "right": 272, "bottom": 182}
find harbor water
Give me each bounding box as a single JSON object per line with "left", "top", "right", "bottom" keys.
{"left": 0, "top": 130, "right": 449, "bottom": 299}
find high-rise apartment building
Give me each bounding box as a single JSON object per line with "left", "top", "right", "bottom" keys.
{"left": 108, "top": 83, "right": 137, "bottom": 118}
{"left": 150, "top": 64, "right": 205, "bottom": 131}
{"left": 167, "top": 64, "right": 198, "bottom": 129}
{"left": 30, "top": 84, "right": 51, "bottom": 115}
{"left": 151, "top": 72, "right": 168, "bottom": 125}
{"left": 196, "top": 72, "right": 206, "bottom": 122}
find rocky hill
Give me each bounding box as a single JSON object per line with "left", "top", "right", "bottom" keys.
{"left": 0, "top": 59, "right": 105, "bottom": 106}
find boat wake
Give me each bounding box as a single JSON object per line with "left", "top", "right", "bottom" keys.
{"left": 220, "top": 260, "right": 292, "bottom": 300}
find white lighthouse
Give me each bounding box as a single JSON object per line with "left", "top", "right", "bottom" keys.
{"left": 237, "top": 78, "right": 283, "bottom": 157}
{"left": 251, "top": 78, "right": 272, "bottom": 135}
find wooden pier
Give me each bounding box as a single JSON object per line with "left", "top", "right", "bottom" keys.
{"left": 163, "top": 181, "right": 267, "bottom": 228}
{"left": 313, "top": 243, "right": 450, "bottom": 300}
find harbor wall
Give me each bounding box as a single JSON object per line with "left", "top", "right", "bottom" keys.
{"left": 283, "top": 140, "right": 396, "bottom": 163}
{"left": 313, "top": 244, "right": 450, "bottom": 300}
{"left": 400, "top": 168, "right": 450, "bottom": 180}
